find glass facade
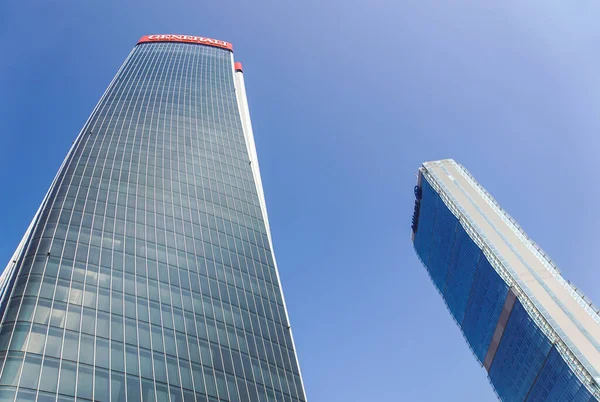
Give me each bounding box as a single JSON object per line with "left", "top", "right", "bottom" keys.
{"left": 0, "top": 38, "right": 306, "bottom": 402}
{"left": 412, "top": 161, "right": 599, "bottom": 402}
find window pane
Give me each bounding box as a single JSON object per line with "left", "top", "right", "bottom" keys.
{"left": 0, "top": 389, "right": 16, "bottom": 401}
{"left": 111, "top": 372, "right": 126, "bottom": 401}
{"left": 142, "top": 378, "right": 156, "bottom": 401}
{"left": 97, "top": 311, "right": 110, "bottom": 338}
{"left": 127, "top": 375, "right": 141, "bottom": 402}
{"left": 111, "top": 341, "right": 124, "bottom": 372}
{"left": 66, "top": 304, "right": 81, "bottom": 331}
{"left": 96, "top": 337, "right": 109, "bottom": 368}
{"left": 39, "top": 357, "right": 59, "bottom": 393}
{"left": 58, "top": 360, "right": 76, "bottom": 396}
{"left": 50, "top": 301, "right": 67, "bottom": 327}
{"left": 19, "top": 353, "right": 42, "bottom": 389}
{"left": 95, "top": 367, "right": 110, "bottom": 402}
{"left": 0, "top": 355, "right": 23, "bottom": 386}
{"left": 18, "top": 298, "right": 36, "bottom": 322}
{"left": 77, "top": 364, "right": 93, "bottom": 399}
{"left": 140, "top": 348, "right": 153, "bottom": 379}
{"left": 26, "top": 324, "right": 46, "bottom": 354}
{"left": 16, "top": 388, "right": 36, "bottom": 402}
{"left": 153, "top": 352, "right": 167, "bottom": 383}
{"left": 9, "top": 323, "right": 29, "bottom": 352}
{"left": 63, "top": 330, "right": 79, "bottom": 361}
{"left": 126, "top": 345, "right": 139, "bottom": 375}
{"left": 79, "top": 333, "right": 95, "bottom": 365}
{"left": 45, "top": 327, "right": 63, "bottom": 358}
{"left": 180, "top": 359, "right": 193, "bottom": 390}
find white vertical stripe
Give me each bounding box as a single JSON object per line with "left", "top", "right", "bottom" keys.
{"left": 232, "top": 55, "right": 309, "bottom": 400}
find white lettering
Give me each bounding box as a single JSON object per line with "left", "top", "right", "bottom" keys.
{"left": 142, "top": 34, "right": 230, "bottom": 49}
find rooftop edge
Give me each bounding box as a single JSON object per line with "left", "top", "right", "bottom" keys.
{"left": 137, "top": 34, "right": 233, "bottom": 51}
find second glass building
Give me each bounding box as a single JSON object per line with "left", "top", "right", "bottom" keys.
{"left": 412, "top": 159, "right": 600, "bottom": 401}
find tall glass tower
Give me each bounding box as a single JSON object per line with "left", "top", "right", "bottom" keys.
{"left": 0, "top": 34, "right": 307, "bottom": 402}
{"left": 412, "top": 159, "right": 600, "bottom": 401}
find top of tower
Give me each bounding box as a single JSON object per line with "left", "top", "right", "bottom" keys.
{"left": 138, "top": 34, "right": 233, "bottom": 51}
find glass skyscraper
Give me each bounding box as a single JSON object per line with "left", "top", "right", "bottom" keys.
{"left": 412, "top": 159, "right": 600, "bottom": 401}
{"left": 0, "top": 34, "right": 307, "bottom": 402}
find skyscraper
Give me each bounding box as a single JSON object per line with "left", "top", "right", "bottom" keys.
{"left": 0, "top": 34, "right": 307, "bottom": 402}
{"left": 411, "top": 159, "right": 600, "bottom": 401}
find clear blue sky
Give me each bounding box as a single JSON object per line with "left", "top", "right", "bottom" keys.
{"left": 2, "top": 1, "right": 600, "bottom": 401}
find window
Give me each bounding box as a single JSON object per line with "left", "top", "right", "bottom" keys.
{"left": 38, "top": 357, "right": 59, "bottom": 392}
{"left": 45, "top": 327, "right": 63, "bottom": 358}
{"left": 58, "top": 360, "right": 76, "bottom": 396}
{"left": 26, "top": 324, "right": 46, "bottom": 354}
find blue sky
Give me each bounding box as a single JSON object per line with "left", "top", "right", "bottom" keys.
{"left": 2, "top": 1, "right": 600, "bottom": 401}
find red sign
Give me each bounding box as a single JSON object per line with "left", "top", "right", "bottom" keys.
{"left": 138, "top": 34, "right": 233, "bottom": 51}
{"left": 234, "top": 62, "right": 243, "bottom": 72}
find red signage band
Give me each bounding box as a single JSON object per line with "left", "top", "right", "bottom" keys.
{"left": 234, "top": 62, "right": 243, "bottom": 72}
{"left": 138, "top": 34, "right": 233, "bottom": 51}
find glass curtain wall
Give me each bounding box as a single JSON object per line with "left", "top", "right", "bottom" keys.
{"left": 0, "top": 41, "right": 306, "bottom": 402}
